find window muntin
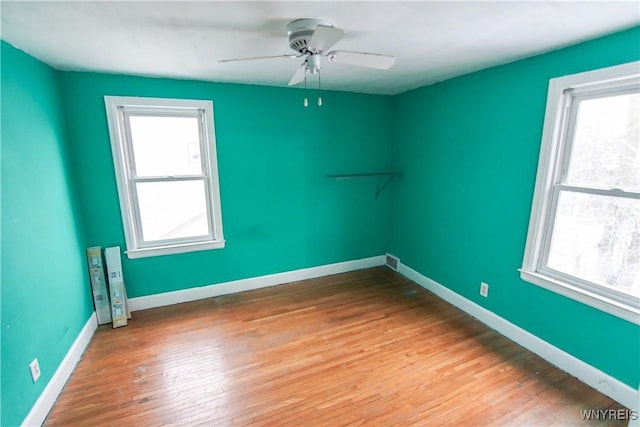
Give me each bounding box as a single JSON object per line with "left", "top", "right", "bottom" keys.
{"left": 521, "top": 62, "right": 640, "bottom": 324}
{"left": 105, "top": 97, "right": 224, "bottom": 258}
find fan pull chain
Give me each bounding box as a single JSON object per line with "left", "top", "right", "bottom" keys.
{"left": 303, "top": 69, "right": 309, "bottom": 107}
{"left": 318, "top": 71, "right": 322, "bottom": 106}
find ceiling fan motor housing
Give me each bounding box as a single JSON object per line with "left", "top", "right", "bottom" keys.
{"left": 287, "top": 18, "right": 333, "bottom": 54}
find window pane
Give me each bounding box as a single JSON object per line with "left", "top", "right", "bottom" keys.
{"left": 136, "top": 180, "right": 209, "bottom": 242}
{"left": 129, "top": 115, "right": 202, "bottom": 177}
{"left": 566, "top": 92, "right": 640, "bottom": 192}
{"left": 547, "top": 191, "right": 639, "bottom": 297}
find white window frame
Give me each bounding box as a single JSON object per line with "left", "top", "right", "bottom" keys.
{"left": 521, "top": 61, "right": 640, "bottom": 325}
{"left": 105, "top": 96, "right": 225, "bottom": 259}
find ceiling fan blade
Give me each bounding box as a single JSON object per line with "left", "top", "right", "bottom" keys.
{"left": 288, "top": 63, "right": 307, "bottom": 86}
{"left": 327, "top": 51, "right": 396, "bottom": 70}
{"left": 308, "top": 25, "right": 346, "bottom": 52}
{"left": 219, "top": 54, "right": 298, "bottom": 63}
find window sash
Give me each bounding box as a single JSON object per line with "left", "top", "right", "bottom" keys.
{"left": 558, "top": 84, "right": 639, "bottom": 192}
{"left": 121, "top": 109, "right": 207, "bottom": 179}
{"left": 538, "top": 186, "right": 640, "bottom": 309}
{"left": 130, "top": 176, "right": 215, "bottom": 248}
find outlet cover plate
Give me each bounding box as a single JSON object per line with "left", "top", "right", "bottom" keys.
{"left": 480, "top": 282, "right": 489, "bottom": 297}
{"left": 29, "top": 358, "right": 41, "bottom": 383}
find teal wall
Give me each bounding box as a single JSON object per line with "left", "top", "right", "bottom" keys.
{"left": 57, "top": 73, "right": 394, "bottom": 298}
{"left": 0, "top": 42, "right": 94, "bottom": 426}
{"left": 390, "top": 26, "right": 640, "bottom": 389}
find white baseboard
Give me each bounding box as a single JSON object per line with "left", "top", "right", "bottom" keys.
{"left": 398, "top": 262, "right": 639, "bottom": 411}
{"left": 128, "top": 255, "right": 386, "bottom": 312}
{"left": 22, "top": 312, "right": 98, "bottom": 427}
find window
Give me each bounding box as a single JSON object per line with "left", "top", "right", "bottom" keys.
{"left": 521, "top": 61, "right": 639, "bottom": 324}
{"left": 105, "top": 96, "right": 224, "bottom": 259}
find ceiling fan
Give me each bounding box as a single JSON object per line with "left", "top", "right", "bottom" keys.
{"left": 220, "top": 18, "right": 396, "bottom": 92}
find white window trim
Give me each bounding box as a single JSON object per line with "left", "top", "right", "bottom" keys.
{"left": 105, "top": 96, "right": 225, "bottom": 259}
{"left": 521, "top": 61, "right": 640, "bottom": 325}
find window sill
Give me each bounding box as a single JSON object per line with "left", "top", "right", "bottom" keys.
{"left": 126, "top": 240, "right": 226, "bottom": 259}
{"left": 519, "top": 269, "right": 639, "bottom": 325}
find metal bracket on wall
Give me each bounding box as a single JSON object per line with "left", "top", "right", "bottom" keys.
{"left": 325, "top": 172, "right": 403, "bottom": 198}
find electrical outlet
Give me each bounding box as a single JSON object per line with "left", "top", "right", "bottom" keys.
{"left": 29, "top": 358, "right": 41, "bottom": 383}
{"left": 480, "top": 282, "right": 489, "bottom": 298}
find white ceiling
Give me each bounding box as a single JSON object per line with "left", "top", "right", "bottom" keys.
{"left": 1, "top": 1, "right": 639, "bottom": 95}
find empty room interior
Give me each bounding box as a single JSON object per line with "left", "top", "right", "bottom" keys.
{"left": 2, "top": 2, "right": 640, "bottom": 426}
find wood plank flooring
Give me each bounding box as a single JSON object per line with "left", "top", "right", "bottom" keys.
{"left": 46, "top": 267, "right": 627, "bottom": 426}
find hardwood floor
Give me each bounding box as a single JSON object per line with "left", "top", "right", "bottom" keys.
{"left": 46, "top": 267, "right": 627, "bottom": 426}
